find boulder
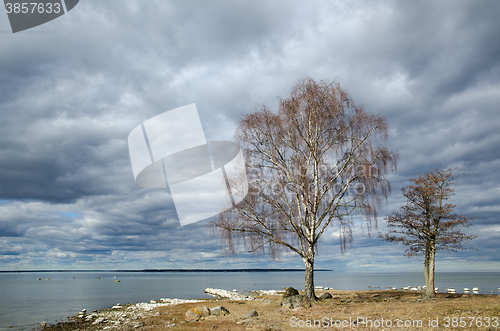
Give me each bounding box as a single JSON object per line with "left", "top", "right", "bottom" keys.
{"left": 283, "top": 287, "right": 300, "bottom": 298}
{"left": 185, "top": 309, "right": 201, "bottom": 322}
{"left": 318, "top": 292, "right": 333, "bottom": 300}
{"left": 281, "top": 294, "right": 305, "bottom": 309}
{"left": 210, "top": 306, "right": 230, "bottom": 316}
{"left": 184, "top": 306, "right": 211, "bottom": 322}
{"left": 242, "top": 310, "right": 258, "bottom": 319}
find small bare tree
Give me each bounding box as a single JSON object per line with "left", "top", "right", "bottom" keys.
{"left": 210, "top": 77, "right": 398, "bottom": 301}
{"left": 381, "top": 169, "right": 476, "bottom": 298}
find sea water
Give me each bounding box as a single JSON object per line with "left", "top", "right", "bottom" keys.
{"left": 0, "top": 271, "right": 498, "bottom": 330}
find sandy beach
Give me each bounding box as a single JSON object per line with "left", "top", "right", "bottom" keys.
{"left": 35, "top": 287, "right": 500, "bottom": 331}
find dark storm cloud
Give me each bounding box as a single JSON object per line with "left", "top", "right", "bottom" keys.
{"left": 0, "top": 0, "right": 499, "bottom": 270}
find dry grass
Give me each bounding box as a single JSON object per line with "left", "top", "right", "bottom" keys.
{"left": 139, "top": 290, "right": 500, "bottom": 331}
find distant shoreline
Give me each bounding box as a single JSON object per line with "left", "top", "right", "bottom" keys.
{"left": 0, "top": 268, "right": 333, "bottom": 273}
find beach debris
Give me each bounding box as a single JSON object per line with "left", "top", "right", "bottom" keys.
{"left": 184, "top": 306, "right": 211, "bottom": 322}
{"left": 318, "top": 292, "right": 333, "bottom": 300}
{"left": 204, "top": 288, "right": 256, "bottom": 300}
{"left": 243, "top": 310, "right": 259, "bottom": 319}
{"left": 40, "top": 321, "right": 47, "bottom": 329}
{"left": 292, "top": 307, "right": 303, "bottom": 311}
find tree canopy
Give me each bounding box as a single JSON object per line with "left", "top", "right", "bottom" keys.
{"left": 210, "top": 77, "right": 398, "bottom": 301}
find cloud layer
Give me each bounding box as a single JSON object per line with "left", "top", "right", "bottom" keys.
{"left": 0, "top": 0, "right": 499, "bottom": 272}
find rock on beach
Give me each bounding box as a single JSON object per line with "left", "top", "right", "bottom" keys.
{"left": 184, "top": 306, "right": 211, "bottom": 322}
{"left": 281, "top": 294, "right": 305, "bottom": 309}
{"left": 318, "top": 292, "right": 333, "bottom": 300}
{"left": 210, "top": 306, "right": 230, "bottom": 316}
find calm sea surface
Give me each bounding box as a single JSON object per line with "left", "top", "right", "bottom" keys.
{"left": 0, "top": 271, "right": 499, "bottom": 330}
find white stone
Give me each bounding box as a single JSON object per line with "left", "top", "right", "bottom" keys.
{"left": 204, "top": 288, "right": 255, "bottom": 301}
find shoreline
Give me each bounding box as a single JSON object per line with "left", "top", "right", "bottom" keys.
{"left": 34, "top": 288, "right": 275, "bottom": 330}
{"left": 35, "top": 288, "right": 499, "bottom": 331}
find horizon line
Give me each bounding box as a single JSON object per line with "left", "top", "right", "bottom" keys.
{"left": 0, "top": 268, "right": 334, "bottom": 273}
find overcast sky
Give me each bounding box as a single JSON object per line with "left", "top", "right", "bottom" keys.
{"left": 0, "top": 0, "right": 499, "bottom": 273}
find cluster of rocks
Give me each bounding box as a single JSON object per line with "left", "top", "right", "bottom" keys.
{"left": 204, "top": 287, "right": 256, "bottom": 300}
{"left": 184, "top": 305, "right": 230, "bottom": 322}
{"left": 69, "top": 304, "right": 146, "bottom": 329}
{"left": 280, "top": 287, "right": 333, "bottom": 310}
{"left": 48, "top": 298, "right": 207, "bottom": 330}
{"left": 184, "top": 304, "right": 260, "bottom": 325}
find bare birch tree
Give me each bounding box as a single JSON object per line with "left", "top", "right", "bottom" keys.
{"left": 381, "top": 169, "right": 476, "bottom": 298}
{"left": 210, "top": 77, "right": 398, "bottom": 301}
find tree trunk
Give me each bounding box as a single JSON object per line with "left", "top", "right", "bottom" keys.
{"left": 427, "top": 247, "right": 436, "bottom": 298}
{"left": 424, "top": 244, "right": 436, "bottom": 298}
{"left": 303, "top": 247, "right": 317, "bottom": 302}
{"left": 424, "top": 250, "right": 430, "bottom": 295}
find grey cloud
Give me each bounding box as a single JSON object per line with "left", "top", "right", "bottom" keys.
{"left": 0, "top": 0, "right": 498, "bottom": 271}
